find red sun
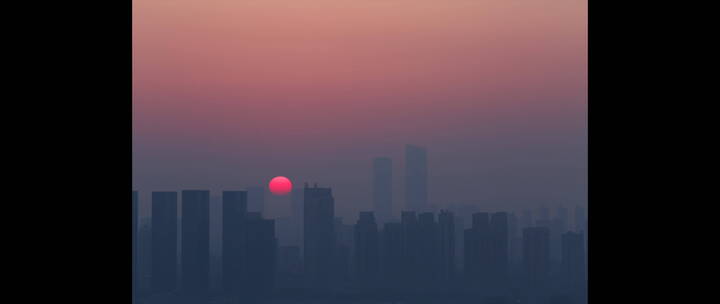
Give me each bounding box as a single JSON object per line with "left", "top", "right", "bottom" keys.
{"left": 269, "top": 176, "right": 293, "bottom": 196}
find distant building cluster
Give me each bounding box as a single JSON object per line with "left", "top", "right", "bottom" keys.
{"left": 131, "top": 145, "right": 587, "bottom": 303}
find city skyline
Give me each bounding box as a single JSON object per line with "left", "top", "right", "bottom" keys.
{"left": 132, "top": 184, "right": 587, "bottom": 303}
{"left": 132, "top": 1, "right": 587, "bottom": 303}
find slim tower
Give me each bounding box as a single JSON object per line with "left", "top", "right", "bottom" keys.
{"left": 404, "top": 145, "right": 428, "bottom": 212}
{"left": 181, "top": 190, "right": 210, "bottom": 295}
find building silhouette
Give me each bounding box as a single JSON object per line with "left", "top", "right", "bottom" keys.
{"left": 417, "top": 212, "right": 439, "bottom": 287}
{"left": 247, "top": 186, "right": 265, "bottom": 215}
{"left": 138, "top": 218, "right": 152, "bottom": 291}
{"left": 333, "top": 217, "right": 353, "bottom": 285}
{"left": 181, "top": 190, "right": 210, "bottom": 295}
{"left": 489, "top": 212, "right": 509, "bottom": 284}
{"left": 151, "top": 191, "right": 178, "bottom": 293}
{"left": 453, "top": 214, "right": 465, "bottom": 274}
{"left": 354, "top": 212, "right": 380, "bottom": 288}
{"left": 561, "top": 231, "right": 586, "bottom": 292}
{"left": 401, "top": 211, "right": 422, "bottom": 289}
{"left": 277, "top": 245, "right": 302, "bottom": 274}
{"left": 438, "top": 210, "right": 456, "bottom": 282}
{"left": 535, "top": 218, "right": 562, "bottom": 262}
{"left": 372, "top": 157, "right": 393, "bottom": 225}
{"left": 303, "top": 184, "right": 336, "bottom": 288}
{"left": 221, "top": 190, "right": 247, "bottom": 294}
{"left": 509, "top": 212, "right": 522, "bottom": 264}
{"left": 381, "top": 222, "right": 403, "bottom": 289}
{"left": 132, "top": 191, "right": 139, "bottom": 303}
{"left": 523, "top": 227, "right": 551, "bottom": 287}
{"left": 242, "top": 213, "right": 277, "bottom": 297}
{"left": 464, "top": 212, "right": 490, "bottom": 283}
{"left": 404, "top": 145, "right": 428, "bottom": 212}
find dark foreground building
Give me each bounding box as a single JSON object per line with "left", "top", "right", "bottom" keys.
{"left": 181, "top": 190, "right": 210, "bottom": 295}
{"left": 222, "top": 190, "right": 247, "bottom": 294}
{"left": 303, "top": 184, "right": 336, "bottom": 289}
{"left": 151, "top": 191, "right": 178, "bottom": 293}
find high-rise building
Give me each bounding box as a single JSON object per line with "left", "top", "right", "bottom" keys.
{"left": 139, "top": 218, "right": 152, "bottom": 291}
{"left": 509, "top": 212, "right": 522, "bottom": 264}
{"left": 372, "top": 157, "right": 393, "bottom": 225}
{"left": 132, "top": 191, "right": 139, "bottom": 303}
{"left": 464, "top": 212, "right": 507, "bottom": 284}
{"left": 535, "top": 218, "right": 561, "bottom": 263}
{"left": 404, "top": 145, "right": 428, "bottom": 212}
{"left": 277, "top": 245, "right": 302, "bottom": 275}
{"left": 561, "top": 231, "right": 586, "bottom": 286}
{"left": 464, "top": 212, "right": 490, "bottom": 283}
{"left": 438, "top": 210, "right": 455, "bottom": 282}
{"left": 303, "top": 184, "right": 336, "bottom": 288}
{"left": 242, "top": 215, "right": 277, "bottom": 297}
{"left": 354, "top": 212, "right": 380, "bottom": 287}
{"left": 276, "top": 246, "right": 303, "bottom": 288}
{"left": 181, "top": 190, "right": 210, "bottom": 295}
{"left": 333, "top": 218, "right": 353, "bottom": 284}
{"left": 247, "top": 186, "right": 265, "bottom": 215}
{"left": 417, "top": 212, "right": 439, "bottom": 286}
{"left": 151, "top": 191, "right": 178, "bottom": 293}
{"left": 453, "top": 215, "right": 465, "bottom": 273}
{"left": 401, "top": 211, "right": 422, "bottom": 288}
{"left": 489, "top": 212, "right": 509, "bottom": 282}
{"left": 381, "top": 222, "right": 403, "bottom": 288}
{"left": 523, "top": 227, "right": 550, "bottom": 286}
{"left": 221, "top": 190, "right": 247, "bottom": 294}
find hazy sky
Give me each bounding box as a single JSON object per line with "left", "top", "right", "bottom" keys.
{"left": 132, "top": 0, "right": 587, "bottom": 220}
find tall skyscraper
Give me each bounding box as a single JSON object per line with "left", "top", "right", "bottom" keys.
{"left": 523, "top": 227, "right": 551, "bottom": 286}
{"left": 354, "top": 212, "right": 380, "bottom": 287}
{"left": 372, "top": 157, "right": 393, "bottom": 225}
{"left": 401, "top": 211, "right": 422, "bottom": 288}
{"left": 221, "top": 190, "right": 247, "bottom": 294}
{"left": 381, "top": 222, "right": 403, "bottom": 288}
{"left": 333, "top": 217, "right": 353, "bottom": 284}
{"left": 276, "top": 246, "right": 302, "bottom": 288}
{"left": 151, "top": 191, "right": 178, "bottom": 293}
{"left": 464, "top": 212, "right": 490, "bottom": 283}
{"left": 509, "top": 212, "right": 522, "bottom": 264}
{"left": 453, "top": 215, "right": 465, "bottom": 273}
{"left": 181, "top": 190, "right": 210, "bottom": 295}
{"left": 303, "top": 184, "right": 336, "bottom": 288}
{"left": 489, "top": 212, "right": 509, "bottom": 282}
{"left": 438, "top": 210, "right": 455, "bottom": 282}
{"left": 561, "top": 231, "right": 586, "bottom": 285}
{"left": 247, "top": 186, "right": 265, "bottom": 215}
{"left": 417, "top": 212, "right": 439, "bottom": 286}
{"left": 404, "top": 145, "right": 428, "bottom": 212}
{"left": 132, "top": 191, "right": 139, "bottom": 303}
{"left": 242, "top": 215, "right": 277, "bottom": 297}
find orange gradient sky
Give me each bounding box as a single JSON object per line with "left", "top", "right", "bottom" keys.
{"left": 133, "top": 0, "right": 587, "bottom": 218}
